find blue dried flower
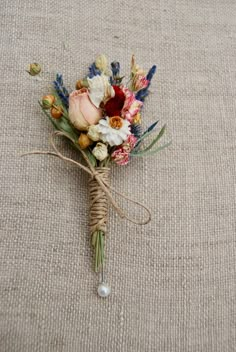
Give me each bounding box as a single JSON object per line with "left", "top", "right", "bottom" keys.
{"left": 53, "top": 74, "right": 69, "bottom": 108}
{"left": 111, "top": 61, "right": 120, "bottom": 77}
{"left": 135, "top": 65, "right": 157, "bottom": 102}
{"left": 131, "top": 123, "right": 142, "bottom": 138}
{"left": 88, "top": 63, "right": 101, "bottom": 78}
{"left": 146, "top": 65, "right": 157, "bottom": 82}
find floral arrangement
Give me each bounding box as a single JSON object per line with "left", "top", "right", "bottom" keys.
{"left": 27, "top": 54, "right": 170, "bottom": 297}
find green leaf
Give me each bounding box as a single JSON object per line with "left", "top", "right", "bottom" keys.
{"left": 83, "top": 149, "right": 97, "bottom": 167}
{"left": 134, "top": 120, "right": 159, "bottom": 150}
{"left": 92, "top": 231, "right": 97, "bottom": 247}
{"left": 134, "top": 129, "right": 156, "bottom": 148}
{"left": 39, "top": 101, "right": 78, "bottom": 142}
{"left": 133, "top": 124, "right": 166, "bottom": 155}
{"left": 57, "top": 118, "right": 78, "bottom": 140}
{"left": 131, "top": 141, "right": 172, "bottom": 157}
{"left": 38, "top": 101, "right": 59, "bottom": 129}
{"left": 143, "top": 124, "right": 166, "bottom": 152}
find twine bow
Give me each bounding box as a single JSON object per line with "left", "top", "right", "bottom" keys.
{"left": 22, "top": 130, "right": 151, "bottom": 226}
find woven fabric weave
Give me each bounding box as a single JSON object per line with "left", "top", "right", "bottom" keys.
{"left": 0, "top": 0, "right": 236, "bottom": 351}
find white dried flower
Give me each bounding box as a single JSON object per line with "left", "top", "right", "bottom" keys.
{"left": 87, "top": 125, "right": 101, "bottom": 142}
{"left": 97, "top": 117, "right": 130, "bottom": 147}
{"left": 92, "top": 142, "right": 108, "bottom": 161}
{"left": 87, "top": 74, "right": 115, "bottom": 108}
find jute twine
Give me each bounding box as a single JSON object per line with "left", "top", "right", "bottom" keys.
{"left": 22, "top": 131, "right": 151, "bottom": 231}
{"left": 88, "top": 167, "right": 110, "bottom": 234}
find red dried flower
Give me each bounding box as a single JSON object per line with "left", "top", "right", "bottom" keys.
{"left": 104, "top": 85, "right": 125, "bottom": 117}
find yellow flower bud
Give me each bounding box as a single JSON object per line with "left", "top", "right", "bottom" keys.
{"left": 133, "top": 112, "right": 141, "bottom": 124}
{"left": 76, "top": 79, "right": 88, "bottom": 90}
{"left": 28, "top": 63, "right": 41, "bottom": 76}
{"left": 95, "top": 54, "right": 108, "bottom": 72}
{"left": 130, "top": 55, "right": 145, "bottom": 76}
{"left": 78, "top": 133, "right": 92, "bottom": 149}
{"left": 42, "top": 95, "right": 55, "bottom": 109}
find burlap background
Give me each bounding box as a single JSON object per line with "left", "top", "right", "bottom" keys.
{"left": 1, "top": 0, "right": 235, "bottom": 351}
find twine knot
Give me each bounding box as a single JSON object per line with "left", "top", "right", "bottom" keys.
{"left": 21, "top": 131, "right": 151, "bottom": 227}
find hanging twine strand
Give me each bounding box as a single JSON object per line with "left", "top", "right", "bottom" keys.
{"left": 21, "top": 131, "right": 151, "bottom": 226}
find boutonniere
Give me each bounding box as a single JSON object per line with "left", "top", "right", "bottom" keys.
{"left": 24, "top": 54, "right": 170, "bottom": 297}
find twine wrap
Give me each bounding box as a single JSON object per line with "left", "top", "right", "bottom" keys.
{"left": 21, "top": 131, "right": 151, "bottom": 225}
{"left": 89, "top": 167, "right": 110, "bottom": 235}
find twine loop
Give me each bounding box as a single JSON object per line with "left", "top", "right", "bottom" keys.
{"left": 21, "top": 130, "right": 152, "bottom": 227}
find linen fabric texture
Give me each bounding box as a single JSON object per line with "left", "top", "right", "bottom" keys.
{"left": 0, "top": 0, "right": 236, "bottom": 351}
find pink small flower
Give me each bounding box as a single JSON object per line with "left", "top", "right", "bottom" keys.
{"left": 122, "top": 134, "right": 137, "bottom": 153}
{"left": 111, "top": 147, "right": 130, "bottom": 165}
{"left": 121, "top": 87, "right": 143, "bottom": 123}
{"left": 132, "top": 74, "right": 149, "bottom": 92}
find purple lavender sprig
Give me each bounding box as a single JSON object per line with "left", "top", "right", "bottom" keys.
{"left": 135, "top": 65, "right": 157, "bottom": 102}
{"left": 111, "top": 61, "right": 124, "bottom": 85}
{"left": 88, "top": 63, "right": 101, "bottom": 78}
{"left": 53, "top": 74, "right": 69, "bottom": 109}
{"left": 131, "top": 123, "right": 142, "bottom": 138}
{"left": 111, "top": 61, "right": 120, "bottom": 78}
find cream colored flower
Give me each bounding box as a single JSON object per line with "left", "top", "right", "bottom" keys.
{"left": 95, "top": 54, "right": 108, "bottom": 72}
{"left": 131, "top": 54, "right": 145, "bottom": 76}
{"left": 97, "top": 117, "right": 131, "bottom": 147}
{"left": 92, "top": 142, "right": 108, "bottom": 161}
{"left": 87, "top": 74, "right": 115, "bottom": 108}
{"left": 87, "top": 125, "right": 101, "bottom": 141}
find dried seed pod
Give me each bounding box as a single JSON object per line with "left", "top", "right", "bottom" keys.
{"left": 76, "top": 79, "right": 88, "bottom": 90}
{"left": 42, "top": 95, "right": 55, "bottom": 109}
{"left": 78, "top": 133, "right": 92, "bottom": 149}
{"left": 50, "top": 106, "right": 63, "bottom": 119}
{"left": 28, "top": 63, "right": 41, "bottom": 76}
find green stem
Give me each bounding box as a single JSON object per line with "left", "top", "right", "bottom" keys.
{"left": 97, "top": 232, "right": 101, "bottom": 272}
{"left": 100, "top": 231, "right": 104, "bottom": 266}
{"left": 92, "top": 230, "right": 105, "bottom": 272}
{"left": 92, "top": 231, "right": 97, "bottom": 247}
{"left": 95, "top": 232, "right": 99, "bottom": 272}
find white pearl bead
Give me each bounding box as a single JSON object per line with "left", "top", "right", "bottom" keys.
{"left": 97, "top": 283, "right": 111, "bottom": 298}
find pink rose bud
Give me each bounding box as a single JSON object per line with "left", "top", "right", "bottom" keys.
{"left": 131, "top": 74, "right": 149, "bottom": 92}
{"left": 111, "top": 147, "right": 130, "bottom": 166}
{"left": 122, "top": 134, "right": 137, "bottom": 153}
{"left": 69, "top": 89, "right": 102, "bottom": 131}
